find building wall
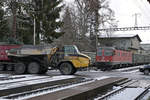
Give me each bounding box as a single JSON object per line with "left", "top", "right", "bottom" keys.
{"left": 140, "top": 44, "right": 150, "bottom": 55}
{"left": 99, "top": 37, "right": 141, "bottom": 53}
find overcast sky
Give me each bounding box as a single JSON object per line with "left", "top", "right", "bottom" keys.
{"left": 64, "top": 0, "right": 150, "bottom": 43}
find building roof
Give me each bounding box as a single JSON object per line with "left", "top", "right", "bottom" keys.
{"left": 99, "top": 34, "right": 142, "bottom": 42}
{"left": 141, "top": 43, "right": 150, "bottom": 50}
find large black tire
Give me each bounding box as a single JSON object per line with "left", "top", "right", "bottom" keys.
{"left": 59, "top": 63, "right": 74, "bottom": 75}
{"left": 0, "top": 65, "right": 5, "bottom": 71}
{"left": 14, "top": 63, "right": 26, "bottom": 74}
{"left": 27, "top": 62, "right": 40, "bottom": 74}
{"left": 6, "top": 65, "right": 13, "bottom": 71}
{"left": 40, "top": 67, "right": 48, "bottom": 74}
{"left": 72, "top": 68, "right": 77, "bottom": 75}
{"left": 144, "top": 69, "right": 149, "bottom": 75}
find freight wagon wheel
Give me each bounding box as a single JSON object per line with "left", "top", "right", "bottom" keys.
{"left": 59, "top": 63, "right": 74, "bottom": 75}
{"left": 144, "top": 69, "right": 149, "bottom": 75}
{"left": 27, "top": 62, "right": 40, "bottom": 74}
{"left": 14, "top": 63, "right": 26, "bottom": 74}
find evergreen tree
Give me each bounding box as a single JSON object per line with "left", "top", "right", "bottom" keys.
{"left": 1, "top": 0, "right": 27, "bottom": 44}
{"left": 0, "top": 3, "right": 9, "bottom": 41}
{"left": 26, "top": 0, "right": 64, "bottom": 44}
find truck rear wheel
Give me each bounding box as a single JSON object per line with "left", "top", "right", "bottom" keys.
{"left": 27, "top": 62, "right": 40, "bottom": 74}
{"left": 59, "top": 63, "right": 74, "bottom": 75}
{"left": 14, "top": 63, "right": 26, "bottom": 74}
{"left": 40, "top": 67, "right": 48, "bottom": 74}
{"left": 0, "top": 65, "right": 5, "bottom": 71}
{"left": 6, "top": 65, "right": 13, "bottom": 71}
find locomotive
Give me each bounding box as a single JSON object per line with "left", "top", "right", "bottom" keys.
{"left": 95, "top": 47, "right": 150, "bottom": 70}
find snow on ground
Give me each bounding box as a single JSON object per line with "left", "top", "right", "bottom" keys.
{"left": 94, "top": 76, "right": 111, "bottom": 80}
{"left": 0, "top": 75, "right": 49, "bottom": 84}
{"left": 121, "top": 69, "right": 139, "bottom": 73}
{"left": 115, "top": 66, "right": 141, "bottom": 72}
{"left": 106, "top": 88, "right": 145, "bottom": 100}
{"left": 95, "top": 88, "right": 145, "bottom": 100}
{"left": 0, "top": 75, "right": 75, "bottom": 90}
{"left": 0, "top": 74, "right": 11, "bottom": 78}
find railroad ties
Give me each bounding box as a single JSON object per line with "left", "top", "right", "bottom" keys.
{"left": 0, "top": 73, "right": 149, "bottom": 100}
{"left": 0, "top": 73, "right": 126, "bottom": 100}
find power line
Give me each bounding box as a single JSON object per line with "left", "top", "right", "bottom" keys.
{"left": 99, "top": 26, "right": 150, "bottom": 31}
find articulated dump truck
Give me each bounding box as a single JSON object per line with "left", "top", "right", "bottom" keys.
{"left": 7, "top": 45, "right": 91, "bottom": 75}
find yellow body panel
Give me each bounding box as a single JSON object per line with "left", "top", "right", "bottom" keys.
{"left": 71, "top": 57, "right": 90, "bottom": 68}
{"left": 64, "top": 53, "right": 90, "bottom": 68}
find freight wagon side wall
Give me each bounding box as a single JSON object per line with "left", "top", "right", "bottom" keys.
{"left": 0, "top": 45, "right": 21, "bottom": 61}
{"left": 132, "top": 54, "right": 150, "bottom": 65}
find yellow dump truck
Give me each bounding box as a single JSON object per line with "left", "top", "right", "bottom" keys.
{"left": 7, "top": 45, "right": 90, "bottom": 75}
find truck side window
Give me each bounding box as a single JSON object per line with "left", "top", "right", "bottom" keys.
{"left": 64, "top": 46, "right": 77, "bottom": 54}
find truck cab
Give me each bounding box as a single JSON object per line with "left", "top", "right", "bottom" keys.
{"left": 49, "top": 45, "right": 90, "bottom": 75}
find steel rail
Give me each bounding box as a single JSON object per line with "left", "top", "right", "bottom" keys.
{"left": 2, "top": 78, "right": 93, "bottom": 100}
{"left": 96, "top": 80, "right": 137, "bottom": 100}
{"left": 99, "top": 26, "right": 150, "bottom": 31}
{"left": 0, "top": 76, "right": 50, "bottom": 86}
{"left": 134, "top": 85, "right": 150, "bottom": 100}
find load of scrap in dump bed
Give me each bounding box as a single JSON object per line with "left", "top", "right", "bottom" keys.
{"left": 7, "top": 45, "right": 53, "bottom": 56}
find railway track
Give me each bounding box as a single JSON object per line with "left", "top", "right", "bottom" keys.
{"left": 0, "top": 74, "right": 93, "bottom": 100}
{"left": 1, "top": 78, "right": 93, "bottom": 100}
{"left": 94, "top": 79, "right": 150, "bottom": 100}
{"left": 0, "top": 75, "right": 51, "bottom": 87}
{"left": 95, "top": 80, "right": 137, "bottom": 100}
{"left": 0, "top": 75, "right": 25, "bottom": 81}
{"left": 134, "top": 85, "right": 150, "bottom": 100}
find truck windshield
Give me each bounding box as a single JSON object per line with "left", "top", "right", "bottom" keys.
{"left": 64, "top": 45, "right": 80, "bottom": 54}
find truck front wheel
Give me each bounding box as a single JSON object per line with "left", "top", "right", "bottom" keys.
{"left": 14, "top": 63, "right": 26, "bottom": 74}
{"left": 59, "top": 63, "right": 75, "bottom": 75}
{"left": 27, "top": 62, "right": 40, "bottom": 74}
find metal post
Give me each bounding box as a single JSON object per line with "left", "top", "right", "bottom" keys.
{"left": 33, "top": 18, "right": 36, "bottom": 45}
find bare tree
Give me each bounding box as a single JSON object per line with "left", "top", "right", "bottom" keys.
{"left": 60, "top": 0, "right": 117, "bottom": 51}
{"left": 61, "top": 7, "right": 76, "bottom": 45}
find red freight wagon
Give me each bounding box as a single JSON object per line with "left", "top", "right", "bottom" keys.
{"left": 96, "top": 47, "right": 132, "bottom": 70}
{"left": 0, "top": 43, "right": 21, "bottom": 70}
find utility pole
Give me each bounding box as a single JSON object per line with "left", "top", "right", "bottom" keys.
{"left": 33, "top": 18, "right": 36, "bottom": 45}
{"left": 133, "top": 13, "right": 141, "bottom": 27}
